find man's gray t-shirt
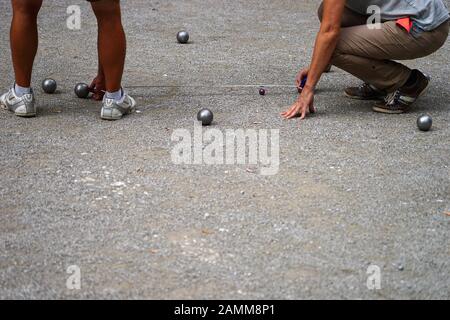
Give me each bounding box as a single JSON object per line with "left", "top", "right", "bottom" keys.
{"left": 346, "top": 0, "right": 449, "bottom": 32}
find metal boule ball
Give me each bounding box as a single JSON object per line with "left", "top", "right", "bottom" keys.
{"left": 42, "top": 78, "right": 57, "bottom": 94}
{"left": 177, "top": 31, "right": 190, "bottom": 44}
{"left": 417, "top": 115, "right": 432, "bottom": 132}
{"left": 74, "top": 83, "right": 90, "bottom": 99}
{"left": 197, "top": 108, "right": 213, "bottom": 126}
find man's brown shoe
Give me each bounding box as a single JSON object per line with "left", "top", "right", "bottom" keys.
{"left": 345, "top": 83, "right": 387, "bottom": 100}
{"left": 373, "top": 70, "right": 430, "bottom": 114}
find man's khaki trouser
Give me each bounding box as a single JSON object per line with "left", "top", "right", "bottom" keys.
{"left": 319, "top": 4, "right": 449, "bottom": 92}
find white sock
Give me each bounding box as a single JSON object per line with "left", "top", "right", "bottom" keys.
{"left": 106, "top": 89, "right": 124, "bottom": 102}
{"left": 14, "top": 84, "right": 31, "bottom": 97}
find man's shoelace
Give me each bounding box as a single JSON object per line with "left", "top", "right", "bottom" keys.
{"left": 359, "top": 83, "right": 371, "bottom": 91}
{"left": 384, "top": 90, "right": 401, "bottom": 105}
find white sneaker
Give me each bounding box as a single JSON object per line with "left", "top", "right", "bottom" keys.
{"left": 0, "top": 87, "right": 36, "bottom": 117}
{"left": 100, "top": 92, "right": 136, "bottom": 120}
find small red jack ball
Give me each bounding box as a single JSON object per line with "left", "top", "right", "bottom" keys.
{"left": 259, "top": 88, "right": 266, "bottom": 96}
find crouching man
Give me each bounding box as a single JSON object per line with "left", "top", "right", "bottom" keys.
{"left": 282, "top": 0, "right": 449, "bottom": 119}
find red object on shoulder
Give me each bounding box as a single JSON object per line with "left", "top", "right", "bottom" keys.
{"left": 396, "top": 17, "right": 413, "bottom": 33}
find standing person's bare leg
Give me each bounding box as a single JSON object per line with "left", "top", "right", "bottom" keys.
{"left": 90, "top": 0, "right": 136, "bottom": 120}
{"left": 0, "top": 0, "right": 42, "bottom": 117}
{"left": 10, "top": 0, "right": 43, "bottom": 88}
{"left": 91, "top": 0, "right": 125, "bottom": 93}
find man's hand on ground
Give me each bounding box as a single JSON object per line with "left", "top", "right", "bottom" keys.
{"left": 281, "top": 89, "right": 316, "bottom": 120}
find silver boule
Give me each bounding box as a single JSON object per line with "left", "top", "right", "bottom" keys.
{"left": 42, "top": 78, "right": 57, "bottom": 94}
{"left": 177, "top": 31, "right": 190, "bottom": 44}
{"left": 197, "top": 108, "right": 213, "bottom": 126}
{"left": 417, "top": 115, "right": 432, "bottom": 132}
{"left": 74, "top": 83, "right": 90, "bottom": 99}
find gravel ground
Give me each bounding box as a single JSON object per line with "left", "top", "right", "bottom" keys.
{"left": 0, "top": 0, "right": 449, "bottom": 299}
